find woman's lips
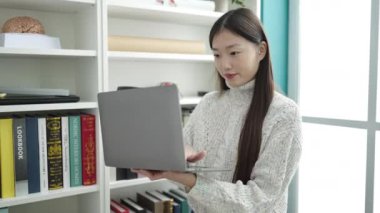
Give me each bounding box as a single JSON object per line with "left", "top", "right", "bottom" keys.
{"left": 224, "top": 73, "right": 237, "bottom": 80}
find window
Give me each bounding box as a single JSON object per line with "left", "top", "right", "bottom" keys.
{"left": 293, "top": 0, "right": 378, "bottom": 212}
{"left": 298, "top": 124, "right": 366, "bottom": 213}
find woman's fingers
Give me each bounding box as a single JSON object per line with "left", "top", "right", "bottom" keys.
{"left": 187, "top": 150, "right": 206, "bottom": 162}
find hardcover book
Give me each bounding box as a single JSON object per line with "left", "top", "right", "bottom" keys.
{"left": 46, "top": 116, "right": 63, "bottom": 190}
{"left": 81, "top": 113, "right": 96, "bottom": 185}
{"left": 61, "top": 115, "right": 70, "bottom": 189}
{"left": 111, "top": 199, "right": 130, "bottom": 213}
{"left": 162, "top": 191, "right": 189, "bottom": 213}
{"left": 120, "top": 198, "right": 146, "bottom": 213}
{"left": 147, "top": 190, "right": 173, "bottom": 213}
{"left": 116, "top": 168, "right": 137, "bottom": 180}
{"left": 137, "top": 192, "right": 164, "bottom": 213}
{"left": 13, "top": 116, "right": 28, "bottom": 196}
{"left": 0, "top": 118, "right": 15, "bottom": 198}
{"left": 25, "top": 116, "right": 40, "bottom": 194}
{"left": 0, "top": 33, "right": 61, "bottom": 49}
{"left": 0, "top": 94, "right": 80, "bottom": 105}
{"left": 38, "top": 116, "right": 48, "bottom": 193}
{"left": 0, "top": 208, "right": 9, "bottom": 213}
{"left": 69, "top": 114, "right": 82, "bottom": 187}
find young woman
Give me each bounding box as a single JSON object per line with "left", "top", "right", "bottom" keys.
{"left": 133, "top": 8, "right": 302, "bottom": 213}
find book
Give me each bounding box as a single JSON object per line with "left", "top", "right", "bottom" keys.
{"left": 46, "top": 116, "right": 63, "bottom": 190}
{"left": 111, "top": 199, "right": 130, "bottom": 213}
{"left": 69, "top": 114, "right": 82, "bottom": 187}
{"left": 0, "top": 86, "right": 69, "bottom": 96}
{"left": 137, "top": 192, "right": 165, "bottom": 213}
{"left": 0, "top": 94, "right": 80, "bottom": 105}
{"left": 169, "top": 189, "right": 191, "bottom": 213}
{"left": 146, "top": 190, "right": 174, "bottom": 213}
{"left": 38, "top": 116, "right": 48, "bottom": 193}
{"left": 0, "top": 118, "right": 15, "bottom": 198}
{"left": 121, "top": 198, "right": 147, "bottom": 213}
{"left": 25, "top": 116, "right": 40, "bottom": 194}
{"left": 0, "top": 33, "right": 61, "bottom": 49}
{"left": 61, "top": 115, "right": 70, "bottom": 189}
{"left": 81, "top": 113, "right": 96, "bottom": 185}
{"left": 162, "top": 191, "right": 189, "bottom": 213}
{"left": 0, "top": 208, "right": 9, "bottom": 213}
{"left": 108, "top": 35, "right": 206, "bottom": 54}
{"left": 13, "top": 116, "right": 28, "bottom": 196}
{"left": 116, "top": 168, "right": 138, "bottom": 180}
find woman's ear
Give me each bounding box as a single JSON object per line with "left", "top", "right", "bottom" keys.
{"left": 258, "top": 41, "right": 267, "bottom": 61}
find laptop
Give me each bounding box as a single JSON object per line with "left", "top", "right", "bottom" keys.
{"left": 97, "top": 85, "right": 230, "bottom": 172}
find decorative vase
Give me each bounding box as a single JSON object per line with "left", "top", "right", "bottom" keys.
{"left": 214, "top": 0, "right": 228, "bottom": 12}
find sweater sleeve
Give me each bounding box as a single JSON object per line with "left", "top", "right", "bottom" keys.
{"left": 187, "top": 108, "right": 302, "bottom": 213}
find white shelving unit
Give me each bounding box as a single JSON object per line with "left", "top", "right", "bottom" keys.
{"left": 102, "top": 1, "right": 220, "bottom": 212}
{"left": 1, "top": 0, "right": 259, "bottom": 212}
{"left": 0, "top": 0, "right": 103, "bottom": 213}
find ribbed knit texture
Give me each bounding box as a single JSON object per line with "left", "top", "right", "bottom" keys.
{"left": 183, "top": 80, "right": 302, "bottom": 213}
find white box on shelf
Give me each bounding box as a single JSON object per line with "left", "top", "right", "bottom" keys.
{"left": 0, "top": 33, "right": 61, "bottom": 49}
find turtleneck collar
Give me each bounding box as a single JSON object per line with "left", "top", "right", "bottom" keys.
{"left": 226, "top": 79, "right": 255, "bottom": 107}
{"left": 229, "top": 79, "right": 255, "bottom": 91}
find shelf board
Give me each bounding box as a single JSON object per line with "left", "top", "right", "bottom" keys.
{"left": 0, "top": 185, "right": 98, "bottom": 208}
{"left": 0, "top": 101, "right": 98, "bottom": 113}
{"left": 0, "top": 0, "right": 95, "bottom": 13}
{"left": 108, "top": 0, "right": 222, "bottom": 26}
{"left": 110, "top": 178, "right": 172, "bottom": 190}
{"left": 0, "top": 48, "right": 97, "bottom": 58}
{"left": 180, "top": 96, "right": 201, "bottom": 106}
{"left": 110, "top": 177, "right": 150, "bottom": 190}
{"left": 108, "top": 51, "right": 213, "bottom": 63}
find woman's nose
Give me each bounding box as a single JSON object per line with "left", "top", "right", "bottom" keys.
{"left": 218, "top": 57, "right": 232, "bottom": 71}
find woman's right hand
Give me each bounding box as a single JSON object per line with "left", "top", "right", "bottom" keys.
{"left": 185, "top": 144, "right": 206, "bottom": 163}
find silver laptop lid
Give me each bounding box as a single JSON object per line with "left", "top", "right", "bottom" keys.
{"left": 98, "top": 85, "right": 187, "bottom": 171}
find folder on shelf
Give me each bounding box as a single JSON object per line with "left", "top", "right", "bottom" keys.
{"left": 0, "top": 94, "right": 80, "bottom": 105}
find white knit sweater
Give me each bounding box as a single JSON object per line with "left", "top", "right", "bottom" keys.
{"left": 183, "top": 80, "right": 302, "bottom": 213}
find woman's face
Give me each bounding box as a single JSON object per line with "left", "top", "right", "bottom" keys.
{"left": 212, "top": 29, "right": 266, "bottom": 88}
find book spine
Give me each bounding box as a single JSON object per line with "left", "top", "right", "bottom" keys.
{"left": 0, "top": 118, "right": 15, "bottom": 198}
{"left": 111, "top": 200, "right": 130, "bottom": 213}
{"left": 0, "top": 208, "right": 9, "bottom": 213}
{"left": 13, "top": 117, "right": 28, "bottom": 196}
{"left": 69, "top": 115, "right": 82, "bottom": 187}
{"left": 25, "top": 117, "right": 40, "bottom": 194}
{"left": 81, "top": 114, "right": 96, "bottom": 185}
{"left": 46, "top": 116, "right": 63, "bottom": 190}
{"left": 38, "top": 117, "right": 48, "bottom": 193}
{"left": 61, "top": 116, "right": 70, "bottom": 189}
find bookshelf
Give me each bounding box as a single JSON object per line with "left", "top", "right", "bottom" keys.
{"left": 0, "top": 0, "right": 103, "bottom": 213}
{"left": 0, "top": 0, "right": 259, "bottom": 212}
{"left": 102, "top": 1, "right": 220, "bottom": 212}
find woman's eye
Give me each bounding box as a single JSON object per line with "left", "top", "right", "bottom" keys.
{"left": 213, "top": 54, "right": 220, "bottom": 58}
{"left": 230, "top": 51, "right": 240, "bottom": 56}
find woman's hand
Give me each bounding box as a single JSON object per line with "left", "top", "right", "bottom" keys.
{"left": 131, "top": 145, "right": 206, "bottom": 190}
{"left": 185, "top": 144, "right": 206, "bottom": 163}
{"left": 131, "top": 169, "right": 197, "bottom": 190}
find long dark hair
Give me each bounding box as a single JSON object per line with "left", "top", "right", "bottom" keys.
{"left": 209, "top": 8, "right": 274, "bottom": 184}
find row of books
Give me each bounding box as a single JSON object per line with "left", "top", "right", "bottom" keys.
{"left": 0, "top": 113, "right": 96, "bottom": 199}
{"left": 111, "top": 188, "right": 193, "bottom": 213}
{"left": 120, "top": 0, "right": 215, "bottom": 12}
